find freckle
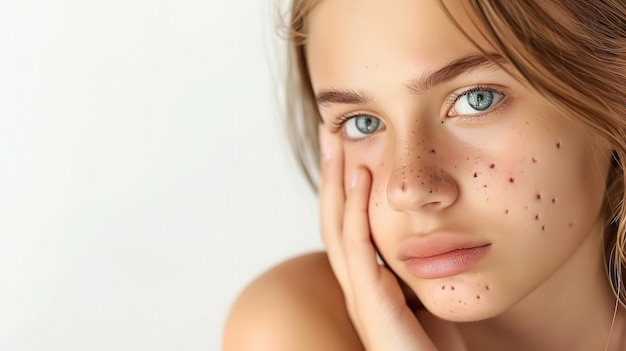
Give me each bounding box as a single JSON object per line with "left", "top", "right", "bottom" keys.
{"left": 441, "top": 120, "right": 445, "bottom": 124}
{"left": 476, "top": 295, "right": 481, "bottom": 300}
{"left": 532, "top": 157, "right": 537, "bottom": 163}
{"left": 490, "top": 163, "right": 495, "bottom": 169}
{"left": 474, "top": 172, "right": 478, "bottom": 178}
{"left": 535, "top": 214, "right": 540, "bottom": 221}
{"left": 431, "top": 149, "right": 436, "bottom": 153}
{"left": 466, "top": 157, "right": 470, "bottom": 161}
{"left": 509, "top": 177, "right": 515, "bottom": 183}
{"left": 485, "top": 285, "right": 490, "bottom": 291}
{"left": 401, "top": 182, "right": 407, "bottom": 192}
{"left": 542, "top": 225, "right": 546, "bottom": 231}
{"left": 569, "top": 222, "right": 574, "bottom": 228}
{"left": 483, "top": 184, "right": 488, "bottom": 188}
{"left": 524, "top": 205, "right": 529, "bottom": 210}
{"left": 505, "top": 209, "right": 509, "bottom": 214}
{"left": 536, "top": 193, "right": 542, "bottom": 200}
{"left": 552, "top": 198, "right": 556, "bottom": 204}
{"left": 442, "top": 285, "right": 445, "bottom": 290}
{"left": 375, "top": 202, "right": 379, "bottom": 207}
{"left": 451, "top": 286, "right": 455, "bottom": 291}
{"left": 458, "top": 300, "right": 462, "bottom": 303}
{"left": 556, "top": 142, "right": 561, "bottom": 149}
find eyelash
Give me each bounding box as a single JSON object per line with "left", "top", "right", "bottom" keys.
{"left": 327, "top": 112, "right": 374, "bottom": 143}
{"left": 328, "top": 113, "right": 359, "bottom": 133}
{"left": 446, "top": 85, "right": 508, "bottom": 121}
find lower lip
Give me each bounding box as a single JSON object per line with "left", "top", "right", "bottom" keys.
{"left": 404, "top": 245, "right": 490, "bottom": 279}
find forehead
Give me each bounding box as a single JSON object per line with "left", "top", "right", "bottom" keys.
{"left": 304, "top": 0, "right": 491, "bottom": 91}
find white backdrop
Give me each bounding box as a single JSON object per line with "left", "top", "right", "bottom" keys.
{"left": 0, "top": 1, "right": 322, "bottom": 350}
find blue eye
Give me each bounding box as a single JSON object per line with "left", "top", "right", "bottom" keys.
{"left": 344, "top": 115, "right": 384, "bottom": 139}
{"left": 450, "top": 88, "right": 505, "bottom": 117}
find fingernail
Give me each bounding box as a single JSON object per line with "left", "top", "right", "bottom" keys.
{"left": 318, "top": 124, "right": 332, "bottom": 162}
{"left": 351, "top": 168, "right": 361, "bottom": 189}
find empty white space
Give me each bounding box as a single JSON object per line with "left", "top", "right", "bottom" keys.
{"left": 0, "top": 1, "right": 321, "bottom": 350}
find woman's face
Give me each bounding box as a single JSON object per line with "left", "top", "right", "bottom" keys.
{"left": 306, "top": 0, "right": 612, "bottom": 321}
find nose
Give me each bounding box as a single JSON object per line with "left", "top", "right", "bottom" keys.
{"left": 386, "top": 148, "right": 459, "bottom": 212}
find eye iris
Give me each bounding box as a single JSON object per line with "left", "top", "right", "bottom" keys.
{"left": 467, "top": 90, "right": 494, "bottom": 111}
{"left": 355, "top": 116, "right": 379, "bottom": 134}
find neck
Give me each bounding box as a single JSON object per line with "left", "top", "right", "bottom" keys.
{"left": 457, "top": 229, "right": 624, "bottom": 351}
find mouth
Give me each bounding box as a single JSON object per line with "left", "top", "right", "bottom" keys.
{"left": 402, "top": 244, "right": 491, "bottom": 279}
{"left": 397, "top": 234, "right": 491, "bottom": 279}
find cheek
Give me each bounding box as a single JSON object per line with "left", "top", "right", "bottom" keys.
{"left": 368, "top": 161, "right": 390, "bottom": 212}
{"left": 342, "top": 141, "right": 388, "bottom": 200}
{"left": 476, "top": 135, "right": 609, "bottom": 249}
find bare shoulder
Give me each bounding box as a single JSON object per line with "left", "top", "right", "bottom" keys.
{"left": 222, "top": 252, "right": 364, "bottom": 351}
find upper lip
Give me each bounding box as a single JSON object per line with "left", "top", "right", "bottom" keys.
{"left": 396, "top": 232, "right": 491, "bottom": 260}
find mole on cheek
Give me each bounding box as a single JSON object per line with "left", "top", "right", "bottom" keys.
{"left": 556, "top": 141, "right": 561, "bottom": 149}
{"left": 489, "top": 163, "right": 495, "bottom": 169}
{"left": 509, "top": 177, "right": 515, "bottom": 183}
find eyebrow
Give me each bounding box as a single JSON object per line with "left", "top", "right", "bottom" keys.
{"left": 315, "top": 53, "right": 505, "bottom": 107}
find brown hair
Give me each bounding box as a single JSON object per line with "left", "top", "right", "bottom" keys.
{"left": 279, "top": 0, "right": 626, "bottom": 304}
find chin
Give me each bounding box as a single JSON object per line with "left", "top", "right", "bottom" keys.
{"left": 414, "top": 281, "right": 505, "bottom": 323}
{"left": 425, "top": 302, "right": 497, "bottom": 323}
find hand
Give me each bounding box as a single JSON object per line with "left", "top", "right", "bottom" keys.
{"left": 318, "top": 125, "right": 438, "bottom": 351}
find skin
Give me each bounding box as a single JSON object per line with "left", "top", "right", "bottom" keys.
{"left": 224, "top": 0, "right": 624, "bottom": 350}
{"left": 308, "top": 0, "right": 620, "bottom": 349}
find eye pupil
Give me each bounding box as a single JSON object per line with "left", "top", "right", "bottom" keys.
{"left": 355, "top": 116, "right": 380, "bottom": 134}
{"left": 468, "top": 90, "right": 494, "bottom": 111}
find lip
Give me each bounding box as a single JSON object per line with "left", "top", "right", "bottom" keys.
{"left": 397, "top": 234, "right": 491, "bottom": 279}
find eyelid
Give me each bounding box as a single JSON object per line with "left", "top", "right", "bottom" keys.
{"left": 446, "top": 85, "right": 508, "bottom": 120}
{"left": 328, "top": 112, "right": 385, "bottom": 142}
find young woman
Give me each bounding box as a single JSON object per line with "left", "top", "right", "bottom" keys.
{"left": 224, "top": 0, "right": 626, "bottom": 350}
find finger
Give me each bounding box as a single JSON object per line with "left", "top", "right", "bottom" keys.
{"left": 318, "top": 125, "right": 349, "bottom": 284}
{"left": 343, "top": 167, "right": 437, "bottom": 351}
{"left": 342, "top": 167, "right": 382, "bottom": 287}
